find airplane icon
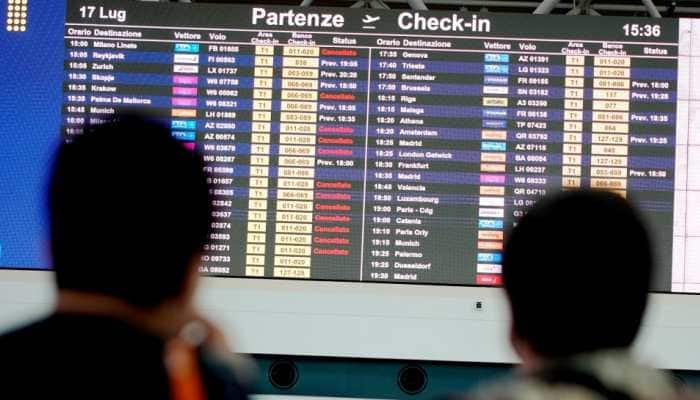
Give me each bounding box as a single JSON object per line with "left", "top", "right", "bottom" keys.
{"left": 362, "top": 15, "right": 381, "bottom": 24}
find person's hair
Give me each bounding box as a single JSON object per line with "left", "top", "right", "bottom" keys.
{"left": 502, "top": 190, "right": 652, "bottom": 359}
{"left": 49, "top": 115, "right": 211, "bottom": 308}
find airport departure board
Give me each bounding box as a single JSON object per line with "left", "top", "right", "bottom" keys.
{"left": 62, "top": 0, "right": 679, "bottom": 288}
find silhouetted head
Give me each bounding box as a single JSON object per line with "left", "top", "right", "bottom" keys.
{"left": 503, "top": 190, "right": 652, "bottom": 360}
{"left": 49, "top": 115, "right": 211, "bottom": 308}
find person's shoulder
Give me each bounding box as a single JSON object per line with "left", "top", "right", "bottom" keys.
{"left": 0, "top": 314, "right": 171, "bottom": 399}
{"left": 0, "top": 316, "right": 55, "bottom": 351}
{"left": 0, "top": 316, "right": 60, "bottom": 385}
{"left": 459, "top": 377, "right": 602, "bottom": 400}
{"left": 199, "top": 348, "right": 252, "bottom": 400}
{"left": 457, "top": 353, "right": 695, "bottom": 400}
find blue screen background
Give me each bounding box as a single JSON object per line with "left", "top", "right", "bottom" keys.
{"left": 0, "top": 1, "right": 66, "bottom": 269}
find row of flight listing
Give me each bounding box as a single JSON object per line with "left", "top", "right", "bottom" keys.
{"left": 61, "top": 30, "right": 678, "bottom": 285}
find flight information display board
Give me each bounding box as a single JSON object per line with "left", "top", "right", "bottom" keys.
{"left": 61, "top": 0, "right": 680, "bottom": 289}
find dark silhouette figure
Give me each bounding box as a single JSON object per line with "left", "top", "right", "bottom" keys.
{"left": 465, "top": 190, "right": 695, "bottom": 400}
{"left": 0, "top": 115, "right": 248, "bottom": 400}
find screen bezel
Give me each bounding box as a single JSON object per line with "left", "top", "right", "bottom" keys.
{"left": 2, "top": 269, "right": 700, "bottom": 370}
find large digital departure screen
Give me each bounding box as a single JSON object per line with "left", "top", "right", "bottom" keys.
{"left": 3, "top": 0, "right": 700, "bottom": 292}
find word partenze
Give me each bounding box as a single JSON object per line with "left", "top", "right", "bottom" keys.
{"left": 251, "top": 8, "right": 345, "bottom": 28}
